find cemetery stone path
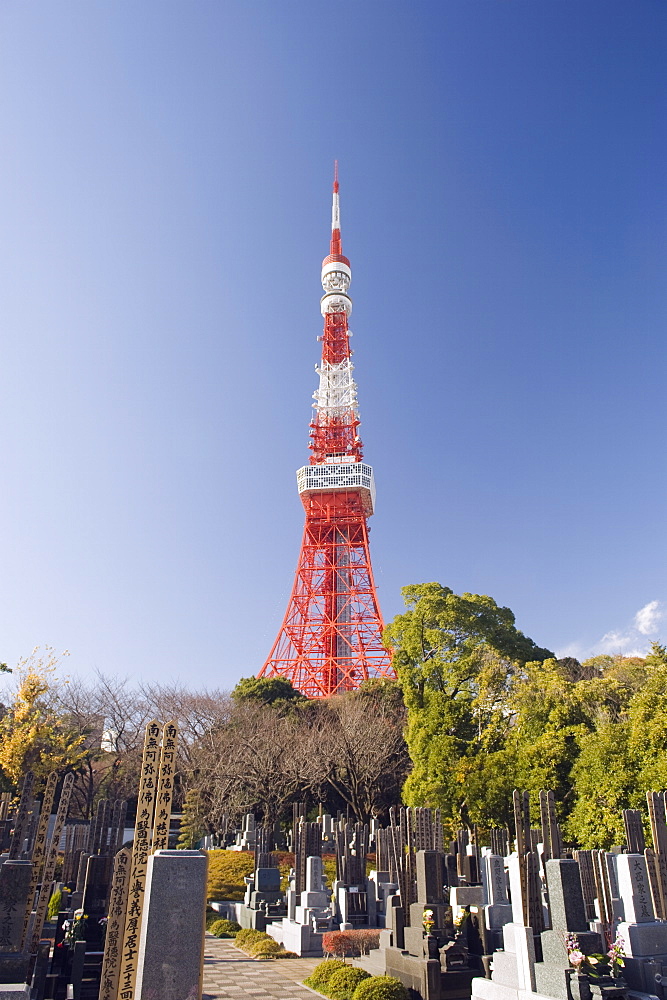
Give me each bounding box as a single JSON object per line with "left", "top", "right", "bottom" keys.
{"left": 203, "top": 935, "right": 325, "bottom": 1000}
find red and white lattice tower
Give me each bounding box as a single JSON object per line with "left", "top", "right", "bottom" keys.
{"left": 259, "top": 166, "right": 395, "bottom": 698}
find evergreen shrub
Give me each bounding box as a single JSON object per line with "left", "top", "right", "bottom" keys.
{"left": 47, "top": 889, "right": 62, "bottom": 921}
{"left": 304, "top": 959, "right": 348, "bottom": 990}
{"left": 234, "top": 928, "right": 269, "bottom": 951}
{"left": 352, "top": 976, "right": 409, "bottom": 1000}
{"left": 249, "top": 938, "right": 284, "bottom": 958}
{"left": 326, "top": 966, "right": 370, "bottom": 1000}
{"left": 209, "top": 918, "right": 241, "bottom": 937}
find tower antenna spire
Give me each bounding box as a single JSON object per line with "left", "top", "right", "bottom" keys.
{"left": 331, "top": 160, "right": 342, "bottom": 256}
{"left": 258, "top": 168, "right": 394, "bottom": 697}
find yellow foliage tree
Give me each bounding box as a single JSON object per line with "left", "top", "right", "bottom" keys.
{"left": 0, "top": 647, "right": 85, "bottom": 787}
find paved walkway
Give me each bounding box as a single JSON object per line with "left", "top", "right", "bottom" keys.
{"left": 202, "top": 935, "right": 325, "bottom": 1000}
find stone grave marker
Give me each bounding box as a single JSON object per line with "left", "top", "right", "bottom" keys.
{"left": 615, "top": 851, "right": 667, "bottom": 992}
{"left": 533, "top": 859, "right": 602, "bottom": 1000}
{"left": 7, "top": 775, "right": 34, "bottom": 861}
{"left": 0, "top": 860, "right": 33, "bottom": 988}
{"left": 134, "top": 850, "right": 207, "bottom": 1000}
{"left": 617, "top": 854, "right": 655, "bottom": 923}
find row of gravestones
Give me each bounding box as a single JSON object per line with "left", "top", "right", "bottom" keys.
{"left": 5, "top": 787, "right": 667, "bottom": 1000}
{"left": 228, "top": 806, "right": 667, "bottom": 1000}
{"left": 0, "top": 722, "right": 207, "bottom": 1000}
{"left": 0, "top": 849, "right": 208, "bottom": 1000}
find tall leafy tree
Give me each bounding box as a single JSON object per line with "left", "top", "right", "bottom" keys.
{"left": 383, "top": 582, "right": 553, "bottom": 832}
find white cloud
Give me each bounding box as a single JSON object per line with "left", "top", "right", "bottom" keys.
{"left": 634, "top": 600, "right": 663, "bottom": 636}
{"left": 557, "top": 599, "right": 664, "bottom": 661}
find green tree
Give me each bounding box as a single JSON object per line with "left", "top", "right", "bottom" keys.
{"left": 383, "top": 583, "right": 553, "bottom": 832}
{"left": 178, "top": 788, "right": 207, "bottom": 849}
{"left": 231, "top": 675, "right": 306, "bottom": 708}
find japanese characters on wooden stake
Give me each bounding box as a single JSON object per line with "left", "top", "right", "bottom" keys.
{"left": 152, "top": 722, "right": 179, "bottom": 851}
{"left": 8, "top": 771, "right": 35, "bottom": 860}
{"left": 99, "top": 847, "right": 131, "bottom": 1000}
{"left": 647, "top": 791, "right": 667, "bottom": 919}
{"left": 29, "top": 773, "right": 75, "bottom": 956}
{"left": 118, "top": 720, "right": 179, "bottom": 1000}
{"left": 20, "top": 770, "right": 58, "bottom": 949}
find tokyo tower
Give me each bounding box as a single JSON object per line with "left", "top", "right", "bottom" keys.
{"left": 258, "top": 166, "right": 395, "bottom": 698}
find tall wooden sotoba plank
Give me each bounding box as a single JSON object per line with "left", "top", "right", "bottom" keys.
{"left": 151, "top": 722, "right": 179, "bottom": 852}
{"left": 29, "top": 774, "right": 74, "bottom": 955}
{"left": 99, "top": 848, "right": 131, "bottom": 1000}
{"left": 20, "top": 771, "right": 58, "bottom": 949}
{"left": 8, "top": 772, "right": 35, "bottom": 860}
{"left": 117, "top": 721, "right": 162, "bottom": 1000}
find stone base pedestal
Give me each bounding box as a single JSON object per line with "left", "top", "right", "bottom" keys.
{"left": 618, "top": 921, "right": 667, "bottom": 958}
{"left": 0, "top": 954, "right": 29, "bottom": 986}
{"left": 265, "top": 919, "right": 324, "bottom": 957}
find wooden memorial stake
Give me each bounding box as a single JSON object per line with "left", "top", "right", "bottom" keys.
{"left": 20, "top": 770, "right": 59, "bottom": 949}
{"left": 8, "top": 771, "right": 35, "bottom": 860}
{"left": 29, "top": 774, "right": 75, "bottom": 956}
{"left": 647, "top": 792, "right": 667, "bottom": 919}
{"left": 151, "top": 722, "right": 178, "bottom": 852}
{"left": 574, "top": 850, "right": 597, "bottom": 922}
{"left": 623, "top": 809, "right": 646, "bottom": 854}
{"left": 118, "top": 721, "right": 162, "bottom": 1000}
{"left": 0, "top": 791, "right": 11, "bottom": 820}
{"left": 591, "top": 850, "right": 612, "bottom": 934}
{"left": 539, "top": 791, "right": 551, "bottom": 862}
{"left": 546, "top": 790, "right": 562, "bottom": 859}
{"left": 513, "top": 790, "right": 529, "bottom": 925}
{"left": 645, "top": 848, "right": 662, "bottom": 919}
{"left": 99, "top": 848, "right": 131, "bottom": 1000}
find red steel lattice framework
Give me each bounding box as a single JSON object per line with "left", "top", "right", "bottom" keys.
{"left": 258, "top": 166, "right": 395, "bottom": 698}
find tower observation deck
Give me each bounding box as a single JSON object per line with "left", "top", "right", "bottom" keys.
{"left": 258, "top": 166, "right": 396, "bottom": 698}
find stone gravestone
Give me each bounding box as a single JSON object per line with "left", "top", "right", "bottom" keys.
{"left": 404, "top": 850, "right": 447, "bottom": 958}
{"left": 135, "top": 850, "right": 207, "bottom": 1000}
{"left": 533, "top": 859, "right": 602, "bottom": 1000}
{"left": 0, "top": 860, "right": 33, "bottom": 989}
{"left": 482, "top": 855, "right": 512, "bottom": 952}
{"left": 615, "top": 853, "right": 667, "bottom": 995}
{"left": 239, "top": 866, "right": 285, "bottom": 932}
{"left": 81, "top": 854, "right": 112, "bottom": 945}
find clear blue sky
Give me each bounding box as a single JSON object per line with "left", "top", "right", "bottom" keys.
{"left": 0, "top": 1, "right": 665, "bottom": 690}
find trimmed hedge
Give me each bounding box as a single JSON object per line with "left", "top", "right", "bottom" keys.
{"left": 205, "top": 851, "right": 255, "bottom": 901}
{"left": 205, "top": 850, "right": 340, "bottom": 900}
{"left": 304, "top": 959, "right": 348, "bottom": 991}
{"left": 323, "top": 930, "right": 380, "bottom": 958}
{"left": 249, "top": 938, "right": 284, "bottom": 958}
{"left": 327, "top": 966, "right": 371, "bottom": 1000}
{"left": 234, "top": 928, "right": 268, "bottom": 950}
{"left": 209, "top": 918, "right": 241, "bottom": 938}
{"left": 352, "top": 977, "right": 409, "bottom": 1000}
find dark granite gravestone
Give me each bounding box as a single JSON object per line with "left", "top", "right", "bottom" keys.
{"left": 81, "top": 854, "right": 111, "bottom": 945}
{"left": 405, "top": 850, "right": 447, "bottom": 958}
{"left": 135, "top": 850, "right": 207, "bottom": 1000}
{"left": 417, "top": 850, "right": 445, "bottom": 905}
{"left": 239, "top": 864, "right": 286, "bottom": 931}
{"left": 0, "top": 860, "right": 33, "bottom": 985}
{"left": 534, "top": 859, "right": 602, "bottom": 1000}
